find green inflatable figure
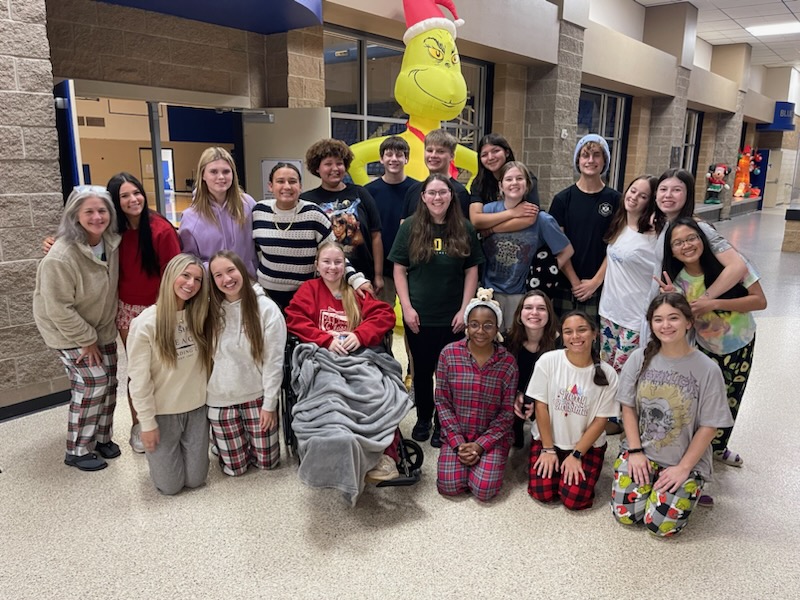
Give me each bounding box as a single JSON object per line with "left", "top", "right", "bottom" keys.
{"left": 348, "top": 0, "right": 478, "bottom": 185}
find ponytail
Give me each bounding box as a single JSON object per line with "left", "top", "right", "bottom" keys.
{"left": 635, "top": 338, "right": 661, "bottom": 388}
{"left": 339, "top": 277, "right": 362, "bottom": 330}
{"left": 590, "top": 343, "right": 609, "bottom": 387}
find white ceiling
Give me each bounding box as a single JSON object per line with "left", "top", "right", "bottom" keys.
{"left": 637, "top": 0, "right": 800, "bottom": 67}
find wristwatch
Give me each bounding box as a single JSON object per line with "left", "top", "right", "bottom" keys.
{"left": 571, "top": 449, "right": 583, "bottom": 460}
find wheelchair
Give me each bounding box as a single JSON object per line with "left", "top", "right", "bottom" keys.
{"left": 279, "top": 334, "right": 423, "bottom": 486}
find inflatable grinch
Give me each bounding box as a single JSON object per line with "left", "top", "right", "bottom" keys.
{"left": 348, "top": 0, "right": 478, "bottom": 185}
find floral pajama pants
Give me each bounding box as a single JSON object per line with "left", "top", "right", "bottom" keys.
{"left": 600, "top": 317, "right": 640, "bottom": 374}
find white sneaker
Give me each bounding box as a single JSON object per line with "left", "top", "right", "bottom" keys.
{"left": 129, "top": 424, "right": 145, "bottom": 454}
{"left": 365, "top": 454, "right": 400, "bottom": 483}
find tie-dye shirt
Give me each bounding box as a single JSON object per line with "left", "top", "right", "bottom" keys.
{"left": 673, "top": 266, "right": 758, "bottom": 356}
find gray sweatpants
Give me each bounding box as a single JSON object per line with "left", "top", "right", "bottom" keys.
{"left": 145, "top": 406, "right": 209, "bottom": 495}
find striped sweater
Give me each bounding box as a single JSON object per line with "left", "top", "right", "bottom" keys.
{"left": 252, "top": 199, "right": 366, "bottom": 293}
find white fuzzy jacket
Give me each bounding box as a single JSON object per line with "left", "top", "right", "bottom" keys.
{"left": 206, "top": 285, "right": 287, "bottom": 411}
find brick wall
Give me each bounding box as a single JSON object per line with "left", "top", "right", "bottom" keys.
{"left": 645, "top": 66, "right": 690, "bottom": 175}
{"left": 715, "top": 91, "right": 745, "bottom": 218}
{"left": 523, "top": 21, "right": 585, "bottom": 208}
{"left": 623, "top": 96, "right": 652, "bottom": 185}
{"left": 46, "top": 0, "right": 268, "bottom": 107}
{"left": 265, "top": 26, "right": 324, "bottom": 108}
{"left": 0, "top": 0, "right": 67, "bottom": 408}
{"left": 492, "top": 63, "right": 527, "bottom": 155}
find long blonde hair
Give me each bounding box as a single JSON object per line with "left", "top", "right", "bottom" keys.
{"left": 209, "top": 250, "right": 264, "bottom": 365}
{"left": 316, "top": 241, "right": 361, "bottom": 329}
{"left": 155, "top": 254, "right": 214, "bottom": 373}
{"left": 193, "top": 147, "right": 247, "bottom": 226}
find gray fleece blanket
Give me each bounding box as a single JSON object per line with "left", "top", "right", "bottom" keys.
{"left": 291, "top": 343, "right": 412, "bottom": 506}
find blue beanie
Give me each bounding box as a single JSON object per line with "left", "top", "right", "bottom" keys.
{"left": 574, "top": 134, "right": 611, "bottom": 176}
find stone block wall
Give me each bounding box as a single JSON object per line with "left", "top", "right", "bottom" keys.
{"left": 645, "top": 66, "right": 690, "bottom": 176}
{"left": 0, "top": 0, "right": 66, "bottom": 408}
{"left": 715, "top": 91, "right": 745, "bottom": 219}
{"left": 523, "top": 21, "right": 585, "bottom": 208}
{"left": 46, "top": 0, "right": 268, "bottom": 107}
{"left": 492, "top": 63, "right": 528, "bottom": 156}
{"left": 265, "top": 27, "right": 325, "bottom": 108}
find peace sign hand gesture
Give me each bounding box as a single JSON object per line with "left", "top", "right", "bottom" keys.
{"left": 654, "top": 271, "right": 676, "bottom": 294}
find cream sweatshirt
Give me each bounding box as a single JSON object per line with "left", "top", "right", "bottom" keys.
{"left": 206, "top": 285, "right": 287, "bottom": 411}
{"left": 127, "top": 306, "right": 207, "bottom": 431}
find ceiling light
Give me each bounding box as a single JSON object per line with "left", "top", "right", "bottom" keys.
{"left": 746, "top": 22, "right": 800, "bottom": 36}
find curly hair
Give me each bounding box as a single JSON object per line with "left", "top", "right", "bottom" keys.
{"left": 305, "top": 139, "right": 354, "bottom": 177}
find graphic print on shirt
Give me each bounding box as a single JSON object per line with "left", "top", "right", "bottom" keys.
{"left": 598, "top": 202, "right": 613, "bottom": 218}
{"left": 637, "top": 369, "right": 696, "bottom": 450}
{"left": 319, "top": 198, "right": 365, "bottom": 253}
{"left": 433, "top": 237, "right": 445, "bottom": 255}
{"left": 554, "top": 383, "right": 589, "bottom": 417}
{"left": 319, "top": 306, "right": 348, "bottom": 333}
{"left": 176, "top": 321, "right": 197, "bottom": 360}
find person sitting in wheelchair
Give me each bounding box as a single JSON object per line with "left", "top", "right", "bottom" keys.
{"left": 284, "top": 241, "right": 412, "bottom": 505}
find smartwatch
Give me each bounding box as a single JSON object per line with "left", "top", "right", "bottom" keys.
{"left": 571, "top": 449, "right": 582, "bottom": 460}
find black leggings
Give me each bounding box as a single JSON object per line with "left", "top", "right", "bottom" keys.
{"left": 405, "top": 325, "right": 461, "bottom": 425}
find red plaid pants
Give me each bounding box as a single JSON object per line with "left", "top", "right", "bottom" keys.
{"left": 528, "top": 439, "right": 606, "bottom": 510}
{"left": 208, "top": 398, "right": 280, "bottom": 476}
{"left": 437, "top": 443, "right": 510, "bottom": 502}
{"left": 58, "top": 343, "right": 118, "bottom": 456}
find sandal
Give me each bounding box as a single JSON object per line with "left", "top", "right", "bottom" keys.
{"left": 64, "top": 452, "right": 108, "bottom": 472}
{"left": 698, "top": 494, "right": 714, "bottom": 507}
{"left": 714, "top": 448, "right": 743, "bottom": 467}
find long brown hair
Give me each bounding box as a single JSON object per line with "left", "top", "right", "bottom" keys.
{"left": 209, "top": 250, "right": 265, "bottom": 366}
{"left": 155, "top": 254, "right": 214, "bottom": 374}
{"left": 604, "top": 175, "right": 657, "bottom": 243}
{"left": 636, "top": 292, "right": 693, "bottom": 386}
{"left": 561, "top": 311, "right": 609, "bottom": 386}
{"left": 409, "top": 173, "right": 470, "bottom": 264}
{"left": 505, "top": 291, "right": 559, "bottom": 356}
{"left": 316, "top": 241, "right": 361, "bottom": 329}
{"left": 193, "top": 147, "right": 247, "bottom": 226}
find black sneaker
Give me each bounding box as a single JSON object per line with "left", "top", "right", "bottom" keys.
{"left": 411, "top": 421, "right": 431, "bottom": 441}
{"left": 430, "top": 426, "right": 442, "bottom": 448}
{"left": 95, "top": 441, "right": 122, "bottom": 459}
{"left": 64, "top": 452, "right": 108, "bottom": 472}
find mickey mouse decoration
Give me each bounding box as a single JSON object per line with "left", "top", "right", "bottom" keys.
{"left": 705, "top": 163, "right": 731, "bottom": 205}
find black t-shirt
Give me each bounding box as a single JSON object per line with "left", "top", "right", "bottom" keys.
{"left": 548, "top": 183, "right": 620, "bottom": 280}
{"left": 364, "top": 176, "right": 419, "bottom": 275}
{"left": 300, "top": 184, "right": 382, "bottom": 279}
{"left": 401, "top": 177, "right": 471, "bottom": 221}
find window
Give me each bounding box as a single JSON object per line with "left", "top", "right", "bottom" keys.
{"left": 324, "top": 27, "right": 488, "bottom": 166}
{"left": 577, "top": 87, "right": 629, "bottom": 189}
{"left": 682, "top": 109, "right": 702, "bottom": 177}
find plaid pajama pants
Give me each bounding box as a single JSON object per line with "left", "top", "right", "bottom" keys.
{"left": 700, "top": 336, "right": 755, "bottom": 454}
{"left": 58, "top": 342, "right": 118, "bottom": 456}
{"left": 208, "top": 398, "right": 280, "bottom": 476}
{"left": 600, "top": 317, "right": 640, "bottom": 374}
{"left": 550, "top": 287, "right": 601, "bottom": 330}
{"left": 437, "top": 443, "right": 510, "bottom": 502}
{"left": 611, "top": 450, "right": 704, "bottom": 537}
{"left": 528, "top": 439, "right": 606, "bottom": 510}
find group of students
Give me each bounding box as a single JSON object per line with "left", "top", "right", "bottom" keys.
{"left": 32, "top": 129, "right": 763, "bottom": 536}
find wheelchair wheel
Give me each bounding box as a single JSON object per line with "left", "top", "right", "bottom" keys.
{"left": 399, "top": 438, "right": 424, "bottom": 472}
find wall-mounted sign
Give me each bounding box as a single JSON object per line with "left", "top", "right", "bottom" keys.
{"left": 756, "top": 101, "right": 796, "bottom": 132}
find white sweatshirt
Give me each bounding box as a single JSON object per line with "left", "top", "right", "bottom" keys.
{"left": 206, "top": 284, "right": 287, "bottom": 411}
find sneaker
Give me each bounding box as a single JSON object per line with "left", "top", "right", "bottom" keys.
{"left": 698, "top": 494, "right": 714, "bottom": 507}
{"left": 64, "top": 452, "right": 107, "bottom": 472}
{"left": 129, "top": 424, "right": 145, "bottom": 454}
{"left": 365, "top": 454, "right": 400, "bottom": 483}
{"left": 430, "top": 425, "right": 442, "bottom": 448}
{"left": 95, "top": 440, "right": 121, "bottom": 459}
{"left": 211, "top": 443, "right": 220, "bottom": 457}
{"left": 411, "top": 420, "right": 431, "bottom": 441}
{"left": 714, "top": 448, "right": 743, "bottom": 467}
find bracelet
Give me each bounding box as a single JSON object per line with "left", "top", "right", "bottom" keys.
{"left": 541, "top": 448, "right": 557, "bottom": 455}
{"left": 627, "top": 448, "right": 644, "bottom": 454}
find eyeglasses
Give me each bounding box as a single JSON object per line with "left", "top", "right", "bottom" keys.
{"left": 467, "top": 322, "right": 497, "bottom": 332}
{"left": 423, "top": 189, "right": 452, "bottom": 198}
{"left": 74, "top": 185, "right": 108, "bottom": 195}
{"left": 670, "top": 233, "right": 701, "bottom": 249}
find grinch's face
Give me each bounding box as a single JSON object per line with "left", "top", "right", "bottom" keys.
{"left": 395, "top": 28, "right": 467, "bottom": 121}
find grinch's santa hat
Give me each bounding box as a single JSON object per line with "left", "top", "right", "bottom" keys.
{"left": 402, "top": 0, "right": 465, "bottom": 45}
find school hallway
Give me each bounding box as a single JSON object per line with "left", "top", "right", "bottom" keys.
{"left": 1, "top": 208, "right": 798, "bottom": 599}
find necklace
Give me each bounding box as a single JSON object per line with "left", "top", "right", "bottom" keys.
{"left": 274, "top": 204, "right": 298, "bottom": 232}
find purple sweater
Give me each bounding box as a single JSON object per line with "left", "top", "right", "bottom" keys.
{"left": 179, "top": 193, "right": 258, "bottom": 278}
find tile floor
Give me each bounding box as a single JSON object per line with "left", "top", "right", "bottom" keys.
{"left": 1, "top": 208, "right": 798, "bottom": 599}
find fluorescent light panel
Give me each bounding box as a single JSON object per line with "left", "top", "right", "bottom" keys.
{"left": 746, "top": 22, "right": 800, "bottom": 36}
